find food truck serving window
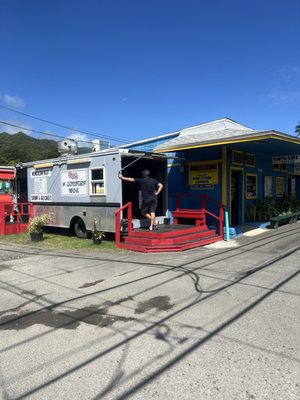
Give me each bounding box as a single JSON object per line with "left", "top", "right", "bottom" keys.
{"left": 90, "top": 168, "right": 105, "bottom": 195}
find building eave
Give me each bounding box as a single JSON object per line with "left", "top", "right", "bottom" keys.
{"left": 154, "top": 131, "right": 300, "bottom": 153}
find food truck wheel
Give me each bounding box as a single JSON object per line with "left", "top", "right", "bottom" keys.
{"left": 74, "top": 218, "right": 87, "bottom": 238}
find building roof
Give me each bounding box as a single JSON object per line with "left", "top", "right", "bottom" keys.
{"left": 154, "top": 118, "right": 300, "bottom": 152}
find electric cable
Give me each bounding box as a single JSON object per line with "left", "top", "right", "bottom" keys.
{"left": 0, "top": 120, "right": 93, "bottom": 145}
{"left": 0, "top": 104, "right": 128, "bottom": 144}
{"left": 0, "top": 120, "right": 157, "bottom": 153}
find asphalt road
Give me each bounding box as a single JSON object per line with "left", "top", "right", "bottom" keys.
{"left": 0, "top": 224, "right": 299, "bottom": 400}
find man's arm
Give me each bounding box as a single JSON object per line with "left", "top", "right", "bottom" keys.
{"left": 155, "top": 182, "right": 163, "bottom": 196}
{"left": 118, "top": 171, "right": 135, "bottom": 183}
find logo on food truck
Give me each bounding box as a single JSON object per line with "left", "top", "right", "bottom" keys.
{"left": 68, "top": 171, "right": 78, "bottom": 180}
{"left": 61, "top": 169, "right": 87, "bottom": 195}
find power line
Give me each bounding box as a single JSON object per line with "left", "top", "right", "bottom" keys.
{"left": 0, "top": 104, "right": 128, "bottom": 144}
{"left": 0, "top": 120, "right": 93, "bottom": 145}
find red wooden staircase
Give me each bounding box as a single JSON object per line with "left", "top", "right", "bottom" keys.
{"left": 115, "top": 194, "right": 224, "bottom": 253}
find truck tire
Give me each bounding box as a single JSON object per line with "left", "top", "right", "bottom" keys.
{"left": 74, "top": 218, "right": 87, "bottom": 238}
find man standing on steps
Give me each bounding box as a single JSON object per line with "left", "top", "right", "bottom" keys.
{"left": 118, "top": 169, "right": 163, "bottom": 230}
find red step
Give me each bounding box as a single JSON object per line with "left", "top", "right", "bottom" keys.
{"left": 119, "top": 224, "right": 221, "bottom": 252}
{"left": 128, "top": 224, "right": 208, "bottom": 239}
{"left": 120, "top": 235, "right": 220, "bottom": 253}
{"left": 124, "top": 228, "right": 215, "bottom": 246}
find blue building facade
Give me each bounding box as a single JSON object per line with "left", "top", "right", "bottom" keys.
{"left": 122, "top": 118, "right": 300, "bottom": 227}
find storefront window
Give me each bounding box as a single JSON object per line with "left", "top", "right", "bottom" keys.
{"left": 246, "top": 174, "right": 257, "bottom": 199}
{"left": 245, "top": 153, "right": 255, "bottom": 167}
{"left": 281, "top": 164, "right": 287, "bottom": 172}
{"left": 232, "top": 150, "right": 244, "bottom": 165}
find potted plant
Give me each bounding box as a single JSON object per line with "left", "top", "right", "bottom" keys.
{"left": 27, "top": 213, "right": 53, "bottom": 242}
{"left": 92, "top": 218, "right": 105, "bottom": 244}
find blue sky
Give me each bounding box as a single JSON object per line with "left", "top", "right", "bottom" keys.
{"left": 0, "top": 0, "right": 299, "bottom": 147}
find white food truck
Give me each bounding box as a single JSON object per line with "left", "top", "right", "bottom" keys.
{"left": 16, "top": 140, "right": 168, "bottom": 237}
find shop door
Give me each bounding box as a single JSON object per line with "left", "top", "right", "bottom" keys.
{"left": 230, "top": 169, "right": 243, "bottom": 225}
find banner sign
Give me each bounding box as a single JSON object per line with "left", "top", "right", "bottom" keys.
{"left": 188, "top": 161, "right": 218, "bottom": 189}
{"left": 31, "top": 169, "right": 51, "bottom": 177}
{"left": 31, "top": 194, "right": 52, "bottom": 202}
{"left": 61, "top": 169, "right": 87, "bottom": 195}
{"left": 272, "top": 155, "right": 300, "bottom": 164}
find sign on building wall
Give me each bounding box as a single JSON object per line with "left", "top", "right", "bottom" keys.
{"left": 276, "top": 177, "right": 285, "bottom": 197}
{"left": 188, "top": 161, "right": 218, "bottom": 189}
{"left": 272, "top": 155, "right": 300, "bottom": 164}
{"left": 264, "top": 176, "right": 273, "bottom": 198}
{"left": 291, "top": 177, "right": 296, "bottom": 195}
{"left": 61, "top": 169, "right": 88, "bottom": 196}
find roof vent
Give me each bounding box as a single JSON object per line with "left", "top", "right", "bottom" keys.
{"left": 57, "top": 139, "right": 78, "bottom": 156}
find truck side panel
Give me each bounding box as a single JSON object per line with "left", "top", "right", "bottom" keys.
{"left": 32, "top": 203, "right": 119, "bottom": 233}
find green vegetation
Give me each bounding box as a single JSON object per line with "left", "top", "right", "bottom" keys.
{"left": 296, "top": 121, "right": 300, "bottom": 136}
{"left": 255, "top": 197, "right": 278, "bottom": 222}
{"left": 0, "top": 131, "right": 98, "bottom": 165}
{"left": 27, "top": 213, "right": 54, "bottom": 234}
{"left": 0, "top": 132, "right": 59, "bottom": 165}
{"left": 0, "top": 231, "right": 121, "bottom": 251}
{"left": 275, "top": 194, "right": 300, "bottom": 214}
{"left": 245, "top": 195, "right": 300, "bottom": 222}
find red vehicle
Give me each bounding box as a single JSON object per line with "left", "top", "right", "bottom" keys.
{"left": 0, "top": 165, "right": 15, "bottom": 204}
{"left": 0, "top": 166, "right": 31, "bottom": 234}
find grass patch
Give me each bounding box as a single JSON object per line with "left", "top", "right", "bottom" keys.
{"left": 0, "top": 229, "right": 120, "bottom": 251}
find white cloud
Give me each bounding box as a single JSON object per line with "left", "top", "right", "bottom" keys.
{"left": 272, "top": 65, "right": 300, "bottom": 82}
{"left": 3, "top": 94, "right": 25, "bottom": 109}
{"left": 67, "top": 130, "right": 89, "bottom": 147}
{"left": 266, "top": 89, "right": 300, "bottom": 105}
{"left": 0, "top": 119, "right": 32, "bottom": 135}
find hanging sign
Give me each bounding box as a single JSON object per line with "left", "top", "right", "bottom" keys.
{"left": 272, "top": 155, "right": 300, "bottom": 164}
{"left": 188, "top": 161, "right": 218, "bottom": 189}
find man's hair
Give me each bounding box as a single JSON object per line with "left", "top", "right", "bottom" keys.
{"left": 141, "top": 169, "right": 150, "bottom": 176}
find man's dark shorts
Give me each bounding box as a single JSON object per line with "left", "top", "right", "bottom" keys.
{"left": 141, "top": 199, "right": 157, "bottom": 216}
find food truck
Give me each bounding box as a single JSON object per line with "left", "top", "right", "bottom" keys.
{"left": 17, "top": 140, "right": 168, "bottom": 237}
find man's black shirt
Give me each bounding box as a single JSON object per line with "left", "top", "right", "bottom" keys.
{"left": 135, "top": 177, "right": 159, "bottom": 201}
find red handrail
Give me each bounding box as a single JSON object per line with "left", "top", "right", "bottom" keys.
{"left": 171, "top": 193, "right": 225, "bottom": 239}
{"left": 114, "top": 202, "right": 132, "bottom": 248}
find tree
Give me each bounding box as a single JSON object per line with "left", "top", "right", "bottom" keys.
{"left": 0, "top": 132, "right": 59, "bottom": 164}
{"left": 296, "top": 122, "right": 300, "bottom": 136}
